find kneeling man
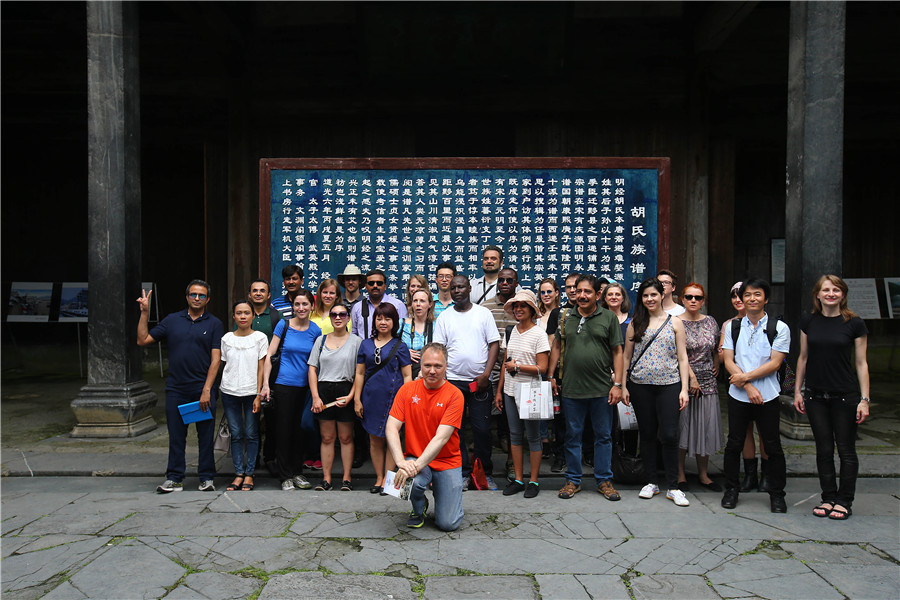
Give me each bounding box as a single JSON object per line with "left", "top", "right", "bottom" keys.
{"left": 386, "top": 343, "right": 465, "bottom": 531}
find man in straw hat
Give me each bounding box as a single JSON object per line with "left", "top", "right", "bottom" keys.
{"left": 337, "top": 264, "right": 366, "bottom": 311}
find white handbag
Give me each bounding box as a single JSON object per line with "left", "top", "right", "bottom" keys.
{"left": 516, "top": 380, "right": 554, "bottom": 420}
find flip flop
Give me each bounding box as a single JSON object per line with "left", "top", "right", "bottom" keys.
{"left": 828, "top": 506, "right": 852, "bottom": 520}
{"left": 812, "top": 503, "right": 833, "bottom": 518}
{"left": 226, "top": 477, "right": 244, "bottom": 491}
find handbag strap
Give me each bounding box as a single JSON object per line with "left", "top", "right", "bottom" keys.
{"left": 629, "top": 315, "right": 672, "bottom": 373}
{"left": 364, "top": 338, "right": 403, "bottom": 384}
{"left": 475, "top": 282, "right": 495, "bottom": 305}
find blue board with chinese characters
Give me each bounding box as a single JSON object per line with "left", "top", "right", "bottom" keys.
{"left": 261, "top": 159, "right": 667, "bottom": 303}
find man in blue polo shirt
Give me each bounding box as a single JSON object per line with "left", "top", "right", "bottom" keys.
{"left": 137, "top": 279, "right": 224, "bottom": 493}
{"left": 271, "top": 265, "right": 304, "bottom": 318}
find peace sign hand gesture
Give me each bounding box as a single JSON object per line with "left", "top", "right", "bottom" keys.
{"left": 137, "top": 289, "right": 152, "bottom": 313}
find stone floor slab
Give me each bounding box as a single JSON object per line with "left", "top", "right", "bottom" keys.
{"left": 534, "top": 574, "right": 592, "bottom": 600}
{"left": 805, "top": 563, "right": 900, "bottom": 600}
{"left": 619, "top": 512, "right": 800, "bottom": 541}
{"left": 707, "top": 554, "right": 843, "bottom": 600}
{"left": 259, "top": 572, "right": 416, "bottom": 600}
{"left": 629, "top": 574, "right": 720, "bottom": 599}
{"left": 40, "top": 581, "right": 89, "bottom": 600}
{"left": 424, "top": 538, "right": 623, "bottom": 575}
{"left": 1, "top": 537, "right": 110, "bottom": 595}
{"left": 304, "top": 513, "right": 401, "bottom": 538}
{"left": 781, "top": 540, "right": 896, "bottom": 565}
{"left": 167, "top": 571, "right": 262, "bottom": 600}
{"left": 736, "top": 513, "right": 900, "bottom": 543}
{"left": 102, "top": 511, "right": 291, "bottom": 537}
{"left": 425, "top": 575, "right": 538, "bottom": 599}
{"left": 574, "top": 574, "right": 633, "bottom": 600}
{"left": 66, "top": 540, "right": 184, "bottom": 599}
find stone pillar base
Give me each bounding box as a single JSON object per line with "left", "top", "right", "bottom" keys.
{"left": 778, "top": 394, "right": 814, "bottom": 440}
{"left": 71, "top": 381, "right": 158, "bottom": 438}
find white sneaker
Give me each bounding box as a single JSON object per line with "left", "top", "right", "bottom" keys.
{"left": 292, "top": 474, "right": 312, "bottom": 489}
{"left": 666, "top": 489, "right": 690, "bottom": 507}
{"left": 638, "top": 483, "right": 660, "bottom": 499}
{"left": 198, "top": 480, "right": 215, "bottom": 492}
{"left": 282, "top": 479, "right": 296, "bottom": 491}
{"left": 156, "top": 480, "right": 183, "bottom": 493}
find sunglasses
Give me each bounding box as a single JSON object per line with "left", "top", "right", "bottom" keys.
{"left": 188, "top": 293, "right": 207, "bottom": 299}
{"left": 577, "top": 316, "right": 587, "bottom": 334}
{"left": 683, "top": 294, "right": 704, "bottom": 301}
{"left": 498, "top": 277, "right": 516, "bottom": 283}
{"left": 539, "top": 290, "right": 555, "bottom": 295}
{"left": 329, "top": 311, "right": 349, "bottom": 319}
{"left": 374, "top": 345, "right": 382, "bottom": 365}
{"left": 366, "top": 280, "right": 385, "bottom": 287}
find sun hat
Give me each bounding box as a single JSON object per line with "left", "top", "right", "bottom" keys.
{"left": 503, "top": 289, "right": 541, "bottom": 319}
{"left": 337, "top": 265, "right": 365, "bottom": 286}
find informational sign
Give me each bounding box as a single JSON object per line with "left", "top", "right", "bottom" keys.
{"left": 58, "top": 282, "right": 89, "bottom": 322}
{"left": 885, "top": 278, "right": 900, "bottom": 319}
{"left": 844, "top": 278, "right": 882, "bottom": 319}
{"left": 7, "top": 282, "right": 52, "bottom": 322}
{"left": 260, "top": 158, "right": 669, "bottom": 303}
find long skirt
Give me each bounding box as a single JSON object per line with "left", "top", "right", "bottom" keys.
{"left": 678, "top": 391, "right": 724, "bottom": 457}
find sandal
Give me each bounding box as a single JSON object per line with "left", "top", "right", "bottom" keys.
{"left": 226, "top": 477, "right": 244, "bottom": 491}
{"left": 812, "top": 503, "right": 833, "bottom": 518}
{"left": 241, "top": 477, "right": 254, "bottom": 491}
{"left": 828, "top": 505, "right": 852, "bottom": 520}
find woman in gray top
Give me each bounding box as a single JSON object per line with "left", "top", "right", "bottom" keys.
{"left": 309, "top": 302, "right": 362, "bottom": 491}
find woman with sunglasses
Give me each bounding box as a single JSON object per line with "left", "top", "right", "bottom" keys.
{"left": 354, "top": 303, "right": 412, "bottom": 493}
{"left": 794, "top": 275, "right": 870, "bottom": 520}
{"left": 536, "top": 278, "right": 561, "bottom": 334}
{"left": 311, "top": 278, "right": 351, "bottom": 335}
{"left": 261, "top": 289, "right": 321, "bottom": 491}
{"left": 399, "top": 287, "right": 436, "bottom": 378}
{"left": 718, "top": 282, "right": 767, "bottom": 491}
{"left": 309, "top": 302, "right": 361, "bottom": 491}
{"left": 622, "top": 277, "right": 691, "bottom": 506}
{"left": 676, "top": 283, "right": 724, "bottom": 492}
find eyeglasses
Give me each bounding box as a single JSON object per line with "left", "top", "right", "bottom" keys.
{"left": 329, "top": 311, "right": 349, "bottom": 319}
{"left": 498, "top": 277, "right": 516, "bottom": 283}
{"left": 658, "top": 280, "right": 673, "bottom": 287}
{"left": 683, "top": 294, "right": 704, "bottom": 301}
{"left": 366, "top": 280, "right": 385, "bottom": 287}
{"left": 374, "top": 345, "right": 382, "bottom": 365}
{"left": 188, "top": 293, "right": 207, "bottom": 299}
{"left": 436, "top": 274, "right": 453, "bottom": 280}
{"left": 539, "top": 290, "right": 555, "bottom": 295}
{"left": 577, "top": 316, "right": 587, "bottom": 334}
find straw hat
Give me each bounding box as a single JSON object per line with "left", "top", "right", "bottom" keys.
{"left": 337, "top": 265, "right": 365, "bottom": 286}
{"left": 503, "top": 289, "right": 541, "bottom": 319}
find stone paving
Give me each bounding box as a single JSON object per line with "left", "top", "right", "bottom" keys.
{"left": 2, "top": 476, "right": 897, "bottom": 599}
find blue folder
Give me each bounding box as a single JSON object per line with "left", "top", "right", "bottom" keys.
{"left": 178, "top": 401, "right": 213, "bottom": 424}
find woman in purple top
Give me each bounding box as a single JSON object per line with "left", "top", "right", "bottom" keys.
{"left": 354, "top": 302, "right": 412, "bottom": 494}
{"left": 794, "top": 275, "right": 870, "bottom": 520}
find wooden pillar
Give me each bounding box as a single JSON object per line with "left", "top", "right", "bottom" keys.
{"left": 71, "top": 0, "right": 157, "bottom": 437}
{"left": 785, "top": 1, "right": 846, "bottom": 331}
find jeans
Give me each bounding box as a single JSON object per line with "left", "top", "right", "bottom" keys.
{"left": 723, "top": 396, "right": 786, "bottom": 497}
{"left": 164, "top": 390, "right": 217, "bottom": 482}
{"left": 561, "top": 395, "right": 615, "bottom": 485}
{"left": 629, "top": 382, "right": 681, "bottom": 490}
{"left": 805, "top": 390, "right": 860, "bottom": 508}
{"left": 272, "top": 383, "right": 308, "bottom": 480}
{"left": 221, "top": 392, "right": 260, "bottom": 476}
{"left": 409, "top": 460, "right": 464, "bottom": 532}
{"left": 450, "top": 380, "right": 493, "bottom": 477}
{"left": 504, "top": 393, "right": 542, "bottom": 452}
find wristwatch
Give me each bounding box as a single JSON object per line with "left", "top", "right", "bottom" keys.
{"left": 860, "top": 396, "right": 870, "bottom": 403}
{"left": 613, "top": 382, "right": 623, "bottom": 389}
{"left": 514, "top": 365, "right": 520, "bottom": 376}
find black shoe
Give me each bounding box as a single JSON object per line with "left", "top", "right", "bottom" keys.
{"left": 352, "top": 456, "right": 365, "bottom": 469}
{"left": 677, "top": 480, "right": 689, "bottom": 492}
{"left": 551, "top": 456, "right": 566, "bottom": 473}
{"left": 770, "top": 495, "right": 787, "bottom": 513}
{"left": 721, "top": 489, "right": 739, "bottom": 509}
{"left": 503, "top": 480, "right": 525, "bottom": 496}
{"left": 700, "top": 479, "right": 723, "bottom": 492}
{"left": 542, "top": 442, "right": 551, "bottom": 459}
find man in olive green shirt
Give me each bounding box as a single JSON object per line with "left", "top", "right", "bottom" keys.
{"left": 548, "top": 274, "right": 624, "bottom": 501}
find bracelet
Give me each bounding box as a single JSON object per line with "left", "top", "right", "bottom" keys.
{"left": 860, "top": 396, "right": 870, "bottom": 403}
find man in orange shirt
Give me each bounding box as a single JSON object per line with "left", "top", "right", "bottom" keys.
{"left": 387, "top": 343, "right": 465, "bottom": 531}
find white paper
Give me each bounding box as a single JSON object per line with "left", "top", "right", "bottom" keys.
{"left": 382, "top": 471, "right": 403, "bottom": 499}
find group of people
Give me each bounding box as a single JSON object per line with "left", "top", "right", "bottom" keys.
{"left": 137, "top": 242, "right": 871, "bottom": 528}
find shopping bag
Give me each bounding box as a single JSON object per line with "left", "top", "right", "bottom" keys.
{"left": 516, "top": 381, "right": 554, "bottom": 420}
{"left": 213, "top": 416, "right": 231, "bottom": 453}
{"left": 616, "top": 402, "right": 639, "bottom": 431}
{"left": 470, "top": 458, "right": 489, "bottom": 490}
